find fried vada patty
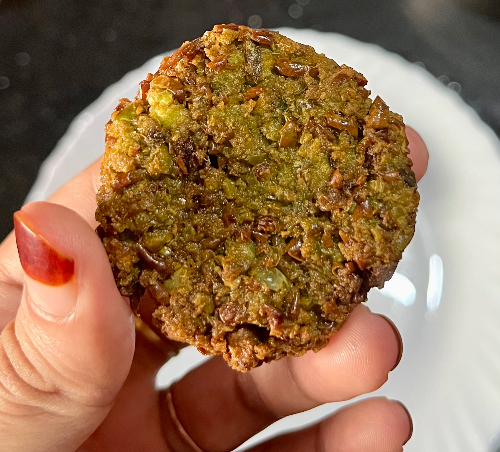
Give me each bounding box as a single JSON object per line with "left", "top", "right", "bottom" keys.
{"left": 96, "top": 25, "right": 419, "bottom": 371}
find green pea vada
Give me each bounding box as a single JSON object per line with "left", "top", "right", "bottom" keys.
{"left": 96, "top": 24, "right": 419, "bottom": 371}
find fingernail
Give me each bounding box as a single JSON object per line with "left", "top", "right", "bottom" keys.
{"left": 14, "top": 212, "right": 77, "bottom": 317}
{"left": 399, "top": 402, "right": 413, "bottom": 445}
{"left": 381, "top": 315, "right": 403, "bottom": 371}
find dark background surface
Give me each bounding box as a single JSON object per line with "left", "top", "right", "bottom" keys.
{"left": 1, "top": 0, "right": 500, "bottom": 240}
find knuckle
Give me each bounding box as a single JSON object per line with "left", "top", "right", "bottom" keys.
{"left": 0, "top": 322, "right": 60, "bottom": 417}
{"left": 235, "top": 371, "right": 277, "bottom": 422}
{"left": 286, "top": 358, "right": 322, "bottom": 407}
{"left": 0, "top": 320, "right": 114, "bottom": 419}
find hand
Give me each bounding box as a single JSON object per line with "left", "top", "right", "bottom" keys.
{"left": 0, "top": 128, "right": 428, "bottom": 452}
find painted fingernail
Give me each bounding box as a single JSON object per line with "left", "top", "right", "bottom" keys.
{"left": 381, "top": 315, "right": 403, "bottom": 371}
{"left": 14, "top": 212, "right": 77, "bottom": 317}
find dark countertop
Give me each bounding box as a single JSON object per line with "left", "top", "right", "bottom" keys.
{"left": 1, "top": 0, "right": 499, "bottom": 240}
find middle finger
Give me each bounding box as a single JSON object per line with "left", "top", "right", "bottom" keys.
{"left": 163, "top": 304, "right": 401, "bottom": 452}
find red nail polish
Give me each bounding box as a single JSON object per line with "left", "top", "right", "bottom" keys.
{"left": 14, "top": 212, "right": 74, "bottom": 286}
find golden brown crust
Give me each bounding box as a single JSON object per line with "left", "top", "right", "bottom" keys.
{"left": 96, "top": 25, "right": 419, "bottom": 371}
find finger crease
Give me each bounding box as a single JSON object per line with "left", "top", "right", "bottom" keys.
{"left": 234, "top": 372, "right": 277, "bottom": 424}
{"left": 285, "top": 358, "right": 319, "bottom": 409}
{"left": 0, "top": 329, "right": 62, "bottom": 416}
{"left": 315, "top": 421, "right": 328, "bottom": 452}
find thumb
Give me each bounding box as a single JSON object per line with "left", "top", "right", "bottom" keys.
{"left": 0, "top": 202, "right": 135, "bottom": 452}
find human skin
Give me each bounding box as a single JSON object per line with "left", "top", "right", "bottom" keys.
{"left": 0, "top": 128, "right": 427, "bottom": 452}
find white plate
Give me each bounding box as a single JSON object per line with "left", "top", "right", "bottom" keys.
{"left": 27, "top": 29, "right": 500, "bottom": 452}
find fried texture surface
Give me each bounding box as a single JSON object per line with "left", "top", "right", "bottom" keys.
{"left": 96, "top": 25, "right": 419, "bottom": 371}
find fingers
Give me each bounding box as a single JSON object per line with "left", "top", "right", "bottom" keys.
{"left": 164, "top": 305, "right": 401, "bottom": 452}
{"left": 81, "top": 319, "right": 183, "bottom": 452}
{"left": 406, "top": 126, "right": 429, "bottom": 182}
{"left": 48, "top": 158, "right": 102, "bottom": 228}
{"left": 248, "top": 397, "right": 412, "bottom": 452}
{"left": 251, "top": 305, "right": 401, "bottom": 413}
{"left": 0, "top": 202, "right": 134, "bottom": 452}
{"left": 0, "top": 230, "right": 23, "bottom": 329}
{"left": 0, "top": 159, "right": 102, "bottom": 329}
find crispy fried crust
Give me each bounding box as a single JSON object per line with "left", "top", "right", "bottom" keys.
{"left": 96, "top": 25, "right": 419, "bottom": 371}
